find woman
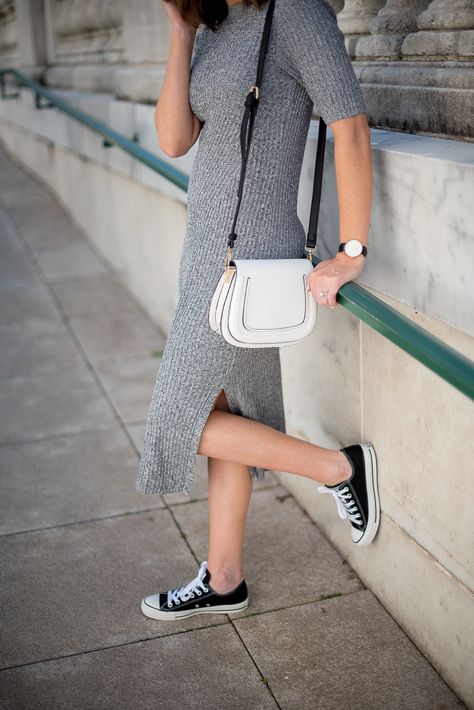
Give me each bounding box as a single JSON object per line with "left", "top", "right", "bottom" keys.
{"left": 138, "top": 0, "right": 379, "bottom": 620}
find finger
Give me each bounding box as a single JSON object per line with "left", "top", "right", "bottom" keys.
{"left": 314, "top": 288, "right": 330, "bottom": 306}
{"left": 327, "top": 287, "right": 339, "bottom": 308}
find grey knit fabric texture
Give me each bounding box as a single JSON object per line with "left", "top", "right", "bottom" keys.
{"left": 136, "top": 0, "right": 366, "bottom": 495}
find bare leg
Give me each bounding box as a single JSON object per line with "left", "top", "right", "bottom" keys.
{"left": 206, "top": 389, "right": 252, "bottom": 594}
{"left": 203, "top": 390, "right": 352, "bottom": 593}
{"left": 198, "top": 407, "right": 351, "bottom": 487}
{"left": 207, "top": 456, "right": 252, "bottom": 593}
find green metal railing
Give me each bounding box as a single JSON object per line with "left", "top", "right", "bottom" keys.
{"left": 0, "top": 68, "right": 188, "bottom": 192}
{"left": 1, "top": 67, "right": 473, "bottom": 401}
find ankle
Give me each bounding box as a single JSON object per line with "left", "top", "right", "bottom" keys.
{"left": 207, "top": 564, "right": 244, "bottom": 594}
{"left": 322, "top": 450, "right": 352, "bottom": 487}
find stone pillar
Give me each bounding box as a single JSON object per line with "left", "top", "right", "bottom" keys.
{"left": 329, "top": 0, "right": 344, "bottom": 14}
{"left": 347, "top": 0, "right": 474, "bottom": 137}
{"left": 16, "top": 0, "right": 47, "bottom": 67}
{"left": 0, "top": 0, "right": 18, "bottom": 69}
{"left": 121, "top": 0, "right": 169, "bottom": 64}
{"left": 336, "top": 0, "right": 386, "bottom": 56}
{"left": 403, "top": 0, "right": 474, "bottom": 61}
{"left": 356, "top": 0, "right": 432, "bottom": 60}
{"left": 45, "top": 0, "right": 124, "bottom": 65}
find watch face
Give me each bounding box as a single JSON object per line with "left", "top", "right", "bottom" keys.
{"left": 344, "top": 239, "right": 363, "bottom": 257}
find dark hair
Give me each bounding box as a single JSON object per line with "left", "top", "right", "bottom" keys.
{"left": 163, "top": 0, "right": 269, "bottom": 31}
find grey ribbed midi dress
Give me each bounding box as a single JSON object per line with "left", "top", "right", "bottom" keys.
{"left": 136, "top": 0, "right": 366, "bottom": 495}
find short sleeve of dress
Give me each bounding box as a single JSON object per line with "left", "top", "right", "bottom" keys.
{"left": 274, "top": 0, "right": 367, "bottom": 125}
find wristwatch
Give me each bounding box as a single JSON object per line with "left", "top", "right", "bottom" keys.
{"left": 338, "top": 239, "right": 368, "bottom": 257}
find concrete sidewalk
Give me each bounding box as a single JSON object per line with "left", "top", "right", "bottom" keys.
{"left": 0, "top": 146, "right": 463, "bottom": 710}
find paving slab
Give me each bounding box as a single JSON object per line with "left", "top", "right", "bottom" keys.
{"left": 0, "top": 208, "right": 24, "bottom": 257}
{"left": 0, "top": 510, "right": 227, "bottom": 669}
{"left": 0, "top": 320, "right": 83, "bottom": 377}
{"left": 51, "top": 273, "right": 143, "bottom": 317}
{"left": 0, "top": 283, "right": 61, "bottom": 326}
{"left": 0, "top": 427, "right": 162, "bottom": 535}
{"left": 0, "top": 165, "right": 27, "bottom": 189}
{"left": 0, "top": 253, "right": 42, "bottom": 289}
{"left": 173, "top": 487, "right": 362, "bottom": 616}
{"left": 94, "top": 355, "right": 162, "bottom": 423}
{"left": 1, "top": 182, "right": 54, "bottom": 209}
{"left": 9, "top": 199, "right": 84, "bottom": 251}
{"left": 8, "top": 202, "right": 84, "bottom": 250}
{"left": 234, "top": 589, "right": 462, "bottom": 710}
{"left": 69, "top": 311, "right": 166, "bottom": 366}
{"left": 0, "top": 625, "right": 277, "bottom": 710}
{"left": 126, "top": 420, "right": 146, "bottom": 452}
{"left": 34, "top": 241, "right": 109, "bottom": 282}
{"left": 0, "top": 367, "right": 116, "bottom": 444}
{"left": 0, "top": 170, "right": 39, "bottom": 195}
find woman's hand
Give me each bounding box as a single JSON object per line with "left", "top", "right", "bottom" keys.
{"left": 306, "top": 251, "right": 366, "bottom": 308}
{"left": 162, "top": 0, "right": 199, "bottom": 31}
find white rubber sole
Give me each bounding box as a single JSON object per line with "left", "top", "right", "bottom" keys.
{"left": 141, "top": 597, "right": 249, "bottom": 621}
{"left": 352, "top": 441, "right": 380, "bottom": 546}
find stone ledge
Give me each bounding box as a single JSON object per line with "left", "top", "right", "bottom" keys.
{"left": 353, "top": 61, "right": 474, "bottom": 137}
{"left": 44, "top": 63, "right": 165, "bottom": 104}
{"left": 35, "top": 60, "right": 474, "bottom": 138}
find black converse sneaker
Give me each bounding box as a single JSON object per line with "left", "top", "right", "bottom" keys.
{"left": 318, "top": 442, "right": 380, "bottom": 545}
{"left": 141, "top": 561, "right": 249, "bottom": 620}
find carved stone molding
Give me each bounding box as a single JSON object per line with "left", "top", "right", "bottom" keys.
{"left": 402, "top": 0, "right": 474, "bottom": 61}
{"left": 1, "top": 0, "right": 472, "bottom": 139}
{"left": 0, "top": 0, "right": 18, "bottom": 66}
{"left": 337, "top": 0, "right": 386, "bottom": 56}
{"left": 0, "top": 0, "right": 15, "bottom": 19}
{"left": 417, "top": 0, "right": 474, "bottom": 31}
{"left": 348, "top": 0, "right": 474, "bottom": 137}
{"left": 329, "top": 0, "right": 344, "bottom": 14}
{"left": 53, "top": 0, "right": 122, "bottom": 38}
{"left": 49, "top": 0, "right": 124, "bottom": 64}
{"left": 356, "top": 0, "right": 432, "bottom": 60}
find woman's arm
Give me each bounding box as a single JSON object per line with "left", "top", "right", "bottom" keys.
{"left": 306, "top": 113, "right": 373, "bottom": 309}
{"left": 155, "top": 3, "right": 203, "bottom": 158}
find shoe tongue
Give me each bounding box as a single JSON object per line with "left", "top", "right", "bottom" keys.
{"left": 202, "top": 569, "right": 211, "bottom": 585}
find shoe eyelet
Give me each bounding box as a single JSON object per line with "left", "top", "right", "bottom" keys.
{"left": 196, "top": 590, "right": 202, "bottom": 596}
{"left": 203, "top": 586, "right": 209, "bottom": 593}
{"left": 175, "top": 599, "right": 181, "bottom": 605}
{"left": 167, "top": 602, "right": 172, "bottom": 608}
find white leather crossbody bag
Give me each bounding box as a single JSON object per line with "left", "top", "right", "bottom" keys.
{"left": 208, "top": 0, "right": 327, "bottom": 348}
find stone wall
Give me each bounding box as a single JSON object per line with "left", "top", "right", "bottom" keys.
{"left": 1, "top": 0, "right": 473, "bottom": 137}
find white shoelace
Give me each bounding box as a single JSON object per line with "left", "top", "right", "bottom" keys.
{"left": 167, "top": 561, "right": 210, "bottom": 608}
{"left": 318, "top": 484, "right": 362, "bottom": 525}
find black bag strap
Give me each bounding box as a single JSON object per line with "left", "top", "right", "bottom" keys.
{"left": 227, "top": 0, "right": 326, "bottom": 260}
